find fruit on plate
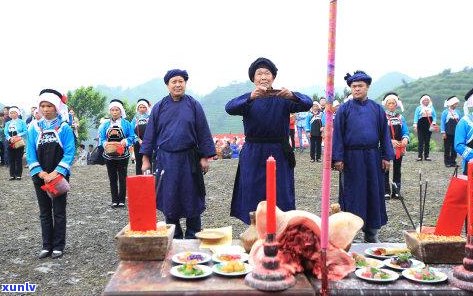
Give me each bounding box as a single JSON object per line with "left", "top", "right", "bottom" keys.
{"left": 352, "top": 252, "right": 368, "bottom": 267}
{"left": 390, "top": 252, "right": 412, "bottom": 268}
{"left": 217, "top": 254, "right": 242, "bottom": 261}
{"left": 361, "top": 267, "right": 391, "bottom": 279}
{"left": 178, "top": 252, "right": 204, "bottom": 262}
{"left": 177, "top": 263, "right": 204, "bottom": 276}
{"left": 219, "top": 260, "right": 245, "bottom": 273}
{"left": 408, "top": 266, "right": 440, "bottom": 281}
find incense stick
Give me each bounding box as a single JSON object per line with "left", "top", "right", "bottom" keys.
{"left": 420, "top": 180, "right": 428, "bottom": 234}
{"left": 392, "top": 181, "right": 416, "bottom": 230}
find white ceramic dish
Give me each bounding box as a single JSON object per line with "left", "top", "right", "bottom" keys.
{"left": 402, "top": 268, "right": 448, "bottom": 283}
{"left": 364, "top": 247, "right": 397, "bottom": 259}
{"left": 170, "top": 264, "right": 212, "bottom": 279}
{"left": 212, "top": 252, "right": 249, "bottom": 263}
{"left": 212, "top": 262, "right": 252, "bottom": 277}
{"left": 355, "top": 257, "right": 384, "bottom": 269}
{"left": 355, "top": 267, "right": 400, "bottom": 283}
{"left": 171, "top": 251, "right": 211, "bottom": 265}
{"left": 383, "top": 258, "right": 425, "bottom": 271}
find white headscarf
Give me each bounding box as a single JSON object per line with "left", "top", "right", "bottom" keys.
{"left": 382, "top": 94, "right": 404, "bottom": 112}
{"left": 444, "top": 96, "right": 460, "bottom": 108}
{"left": 109, "top": 100, "right": 126, "bottom": 119}
{"left": 38, "top": 89, "right": 67, "bottom": 120}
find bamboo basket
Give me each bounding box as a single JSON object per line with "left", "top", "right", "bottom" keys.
{"left": 403, "top": 230, "right": 466, "bottom": 264}
{"left": 115, "top": 223, "right": 175, "bottom": 261}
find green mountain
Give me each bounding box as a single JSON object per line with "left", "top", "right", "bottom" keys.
{"left": 378, "top": 67, "right": 473, "bottom": 126}
{"left": 369, "top": 72, "right": 414, "bottom": 98}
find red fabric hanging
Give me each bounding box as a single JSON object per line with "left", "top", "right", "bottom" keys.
{"left": 434, "top": 169, "right": 468, "bottom": 236}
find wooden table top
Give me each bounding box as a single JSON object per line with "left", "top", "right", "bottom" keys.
{"left": 103, "top": 239, "right": 314, "bottom": 296}
{"left": 103, "top": 240, "right": 473, "bottom": 296}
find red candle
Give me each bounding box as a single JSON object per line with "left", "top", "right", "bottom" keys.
{"left": 468, "top": 161, "right": 473, "bottom": 235}
{"left": 127, "top": 175, "right": 157, "bottom": 231}
{"left": 266, "top": 156, "right": 276, "bottom": 234}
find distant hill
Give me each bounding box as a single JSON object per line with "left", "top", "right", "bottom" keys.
{"left": 199, "top": 81, "right": 254, "bottom": 134}
{"left": 380, "top": 68, "right": 473, "bottom": 126}
{"left": 369, "top": 72, "right": 414, "bottom": 98}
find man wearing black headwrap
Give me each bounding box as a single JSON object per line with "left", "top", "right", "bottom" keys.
{"left": 140, "top": 69, "right": 216, "bottom": 239}
{"left": 226, "top": 57, "right": 313, "bottom": 224}
{"left": 332, "top": 70, "right": 394, "bottom": 243}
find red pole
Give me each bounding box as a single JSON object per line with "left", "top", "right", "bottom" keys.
{"left": 321, "top": 1, "right": 337, "bottom": 295}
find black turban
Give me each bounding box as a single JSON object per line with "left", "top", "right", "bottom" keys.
{"left": 248, "top": 57, "right": 278, "bottom": 82}
{"left": 465, "top": 88, "right": 473, "bottom": 102}
{"left": 344, "top": 70, "right": 372, "bottom": 86}
{"left": 164, "top": 69, "right": 189, "bottom": 85}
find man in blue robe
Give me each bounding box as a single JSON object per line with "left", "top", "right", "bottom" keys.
{"left": 140, "top": 69, "right": 216, "bottom": 239}
{"left": 332, "top": 71, "right": 394, "bottom": 243}
{"left": 226, "top": 57, "right": 313, "bottom": 224}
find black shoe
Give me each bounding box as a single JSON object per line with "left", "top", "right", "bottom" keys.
{"left": 38, "top": 250, "right": 51, "bottom": 259}
{"left": 117, "top": 202, "right": 125, "bottom": 208}
{"left": 424, "top": 157, "right": 432, "bottom": 161}
{"left": 51, "top": 250, "right": 63, "bottom": 259}
{"left": 384, "top": 193, "right": 391, "bottom": 200}
{"left": 110, "top": 203, "right": 118, "bottom": 208}
{"left": 16, "top": 177, "right": 21, "bottom": 180}
{"left": 316, "top": 159, "right": 322, "bottom": 162}
{"left": 8, "top": 177, "right": 15, "bottom": 181}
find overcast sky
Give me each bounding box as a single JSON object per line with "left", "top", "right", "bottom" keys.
{"left": 1, "top": 0, "right": 472, "bottom": 110}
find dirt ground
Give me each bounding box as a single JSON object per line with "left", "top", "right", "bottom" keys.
{"left": 0, "top": 151, "right": 457, "bottom": 295}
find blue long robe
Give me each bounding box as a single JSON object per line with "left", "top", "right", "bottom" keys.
{"left": 226, "top": 92, "right": 313, "bottom": 224}
{"left": 140, "top": 95, "right": 216, "bottom": 219}
{"left": 332, "top": 99, "right": 394, "bottom": 229}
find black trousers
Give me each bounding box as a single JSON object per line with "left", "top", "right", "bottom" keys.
{"left": 443, "top": 134, "right": 457, "bottom": 165}
{"left": 309, "top": 135, "right": 322, "bottom": 160}
{"left": 417, "top": 127, "right": 432, "bottom": 159}
{"left": 33, "top": 175, "right": 68, "bottom": 251}
{"left": 133, "top": 142, "right": 143, "bottom": 175}
{"left": 384, "top": 156, "right": 403, "bottom": 194}
{"left": 105, "top": 158, "right": 128, "bottom": 203}
{"left": 289, "top": 129, "right": 295, "bottom": 149}
{"left": 8, "top": 146, "right": 23, "bottom": 178}
{"left": 165, "top": 216, "right": 201, "bottom": 239}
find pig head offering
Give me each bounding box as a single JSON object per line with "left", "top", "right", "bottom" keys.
{"left": 249, "top": 201, "right": 363, "bottom": 280}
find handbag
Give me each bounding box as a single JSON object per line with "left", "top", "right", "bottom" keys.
{"left": 104, "top": 142, "right": 125, "bottom": 156}
{"left": 434, "top": 166, "right": 468, "bottom": 236}
{"left": 427, "top": 117, "right": 439, "bottom": 132}
{"left": 40, "top": 175, "right": 71, "bottom": 198}
{"left": 9, "top": 136, "right": 25, "bottom": 149}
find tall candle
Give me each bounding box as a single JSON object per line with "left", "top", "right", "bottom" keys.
{"left": 266, "top": 156, "right": 276, "bottom": 234}
{"left": 468, "top": 161, "right": 473, "bottom": 235}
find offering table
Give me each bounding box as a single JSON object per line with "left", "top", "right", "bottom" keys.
{"left": 102, "top": 239, "right": 314, "bottom": 295}
{"left": 307, "top": 243, "right": 473, "bottom": 296}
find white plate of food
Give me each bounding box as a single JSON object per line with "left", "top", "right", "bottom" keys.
{"left": 212, "top": 252, "right": 249, "bottom": 263}
{"left": 383, "top": 258, "right": 425, "bottom": 271}
{"left": 355, "top": 267, "right": 399, "bottom": 283}
{"left": 351, "top": 252, "right": 384, "bottom": 269}
{"left": 402, "top": 267, "right": 448, "bottom": 283}
{"left": 212, "top": 262, "right": 253, "bottom": 277}
{"left": 364, "top": 247, "right": 409, "bottom": 259}
{"left": 170, "top": 264, "right": 212, "bottom": 279}
{"left": 171, "top": 251, "right": 211, "bottom": 265}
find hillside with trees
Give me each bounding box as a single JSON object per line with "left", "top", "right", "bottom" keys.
{"left": 378, "top": 67, "right": 473, "bottom": 126}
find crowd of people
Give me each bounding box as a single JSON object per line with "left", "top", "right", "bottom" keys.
{"left": 2, "top": 57, "right": 473, "bottom": 260}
